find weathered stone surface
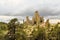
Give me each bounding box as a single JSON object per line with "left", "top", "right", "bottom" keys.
{"left": 25, "top": 11, "right": 46, "bottom": 27}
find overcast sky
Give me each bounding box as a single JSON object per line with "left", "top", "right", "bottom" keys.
{"left": 0, "top": 0, "right": 60, "bottom": 16}
{"left": 0, "top": 0, "right": 60, "bottom": 23}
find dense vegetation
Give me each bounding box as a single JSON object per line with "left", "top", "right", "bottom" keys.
{"left": 0, "top": 18, "right": 60, "bottom": 40}
{"left": 0, "top": 11, "right": 60, "bottom": 40}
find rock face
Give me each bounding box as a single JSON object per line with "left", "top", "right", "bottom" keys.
{"left": 32, "top": 11, "right": 41, "bottom": 25}
{"left": 24, "top": 11, "right": 49, "bottom": 27}
{"left": 25, "top": 16, "right": 31, "bottom": 25}
{"left": 23, "top": 11, "right": 50, "bottom": 39}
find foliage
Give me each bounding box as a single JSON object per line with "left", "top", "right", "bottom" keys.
{"left": 0, "top": 11, "right": 60, "bottom": 40}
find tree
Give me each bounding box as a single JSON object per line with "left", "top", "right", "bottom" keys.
{"left": 5, "top": 18, "right": 18, "bottom": 40}
{"left": 56, "top": 23, "right": 60, "bottom": 40}
{"left": 33, "top": 27, "right": 46, "bottom": 40}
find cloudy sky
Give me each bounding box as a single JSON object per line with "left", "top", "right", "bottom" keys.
{"left": 0, "top": 0, "right": 60, "bottom": 23}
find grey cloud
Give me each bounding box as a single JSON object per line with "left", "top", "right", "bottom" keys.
{"left": 0, "top": 0, "right": 60, "bottom": 18}
{"left": 13, "top": 8, "right": 60, "bottom": 17}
